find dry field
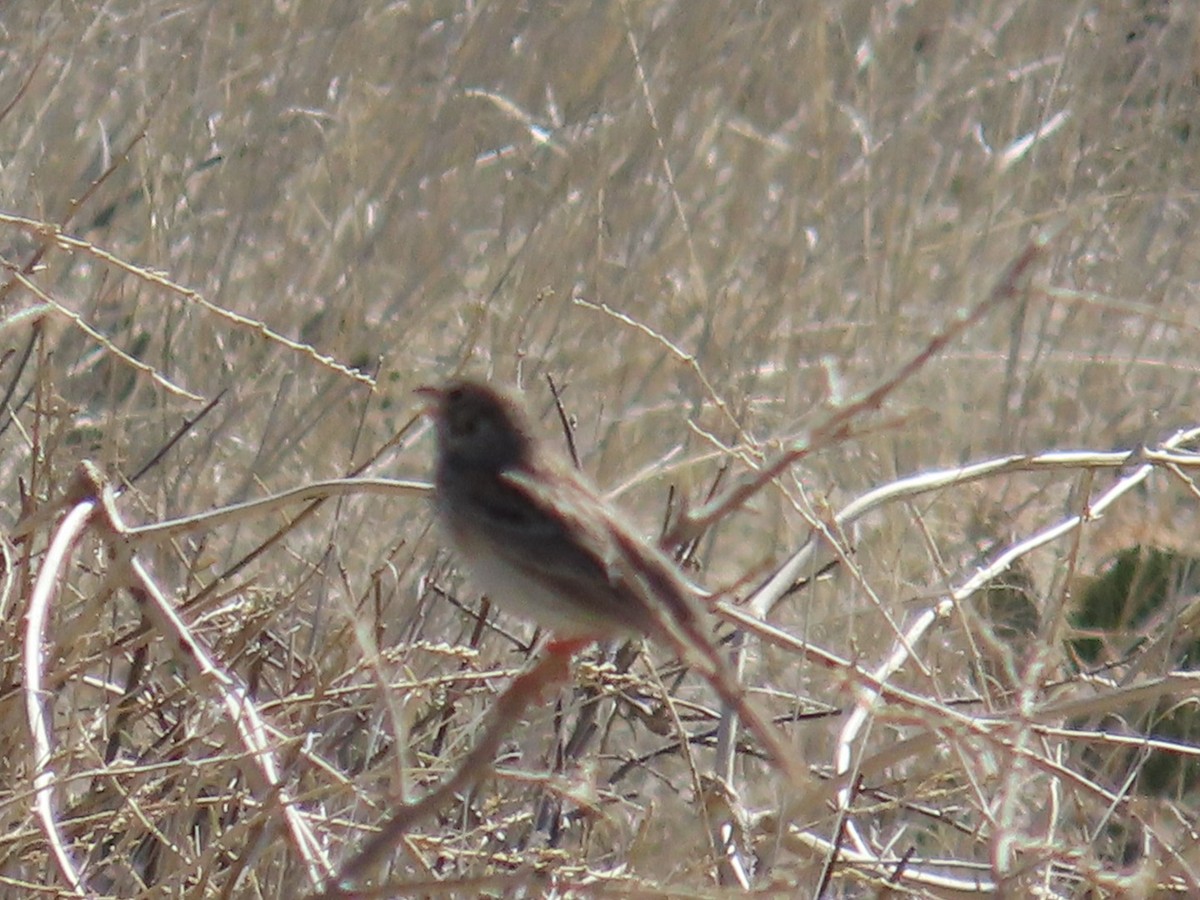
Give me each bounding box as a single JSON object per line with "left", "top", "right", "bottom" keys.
{"left": 3, "top": 1, "right": 1200, "bottom": 896}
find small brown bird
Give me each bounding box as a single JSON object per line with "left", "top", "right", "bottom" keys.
{"left": 417, "top": 378, "right": 799, "bottom": 778}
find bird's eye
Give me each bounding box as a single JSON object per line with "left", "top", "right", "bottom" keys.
{"left": 446, "top": 397, "right": 483, "bottom": 440}
{"left": 452, "top": 414, "right": 477, "bottom": 438}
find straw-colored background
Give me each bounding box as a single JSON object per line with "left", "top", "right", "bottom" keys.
{"left": 3, "top": 1, "right": 1200, "bottom": 895}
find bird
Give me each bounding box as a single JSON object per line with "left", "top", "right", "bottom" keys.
{"left": 416, "top": 378, "right": 800, "bottom": 779}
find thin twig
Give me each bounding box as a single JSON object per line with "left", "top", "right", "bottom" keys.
{"left": 128, "top": 388, "right": 227, "bottom": 484}
{"left": 325, "top": 646, "right": 577, "bottom": 894}
{"left": 544, "top": 373, "right": 580, "bottom": 470}
{"left": 0, "top": 212, "right": 375, "bottom": 388}
{"left": 99, "top": 470, "right": 333, "bottom": 890}
{"left": 24, "top": 493, "right": 94, "bottom": 896}
{"left": 666, "top": 231, "right": 1053, "bottom": 548}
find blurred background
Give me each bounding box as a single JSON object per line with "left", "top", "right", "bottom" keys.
{"left": 2, "top": 1, "right": 1199, "bottom": 895}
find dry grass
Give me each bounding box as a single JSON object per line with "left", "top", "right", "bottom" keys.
{"left": 3, "top": 1, "right": 1200, "bottom": 896}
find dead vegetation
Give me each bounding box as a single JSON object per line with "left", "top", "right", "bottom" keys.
{"left": 3, "top": 1, "right": 1200, "bottom": 896}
